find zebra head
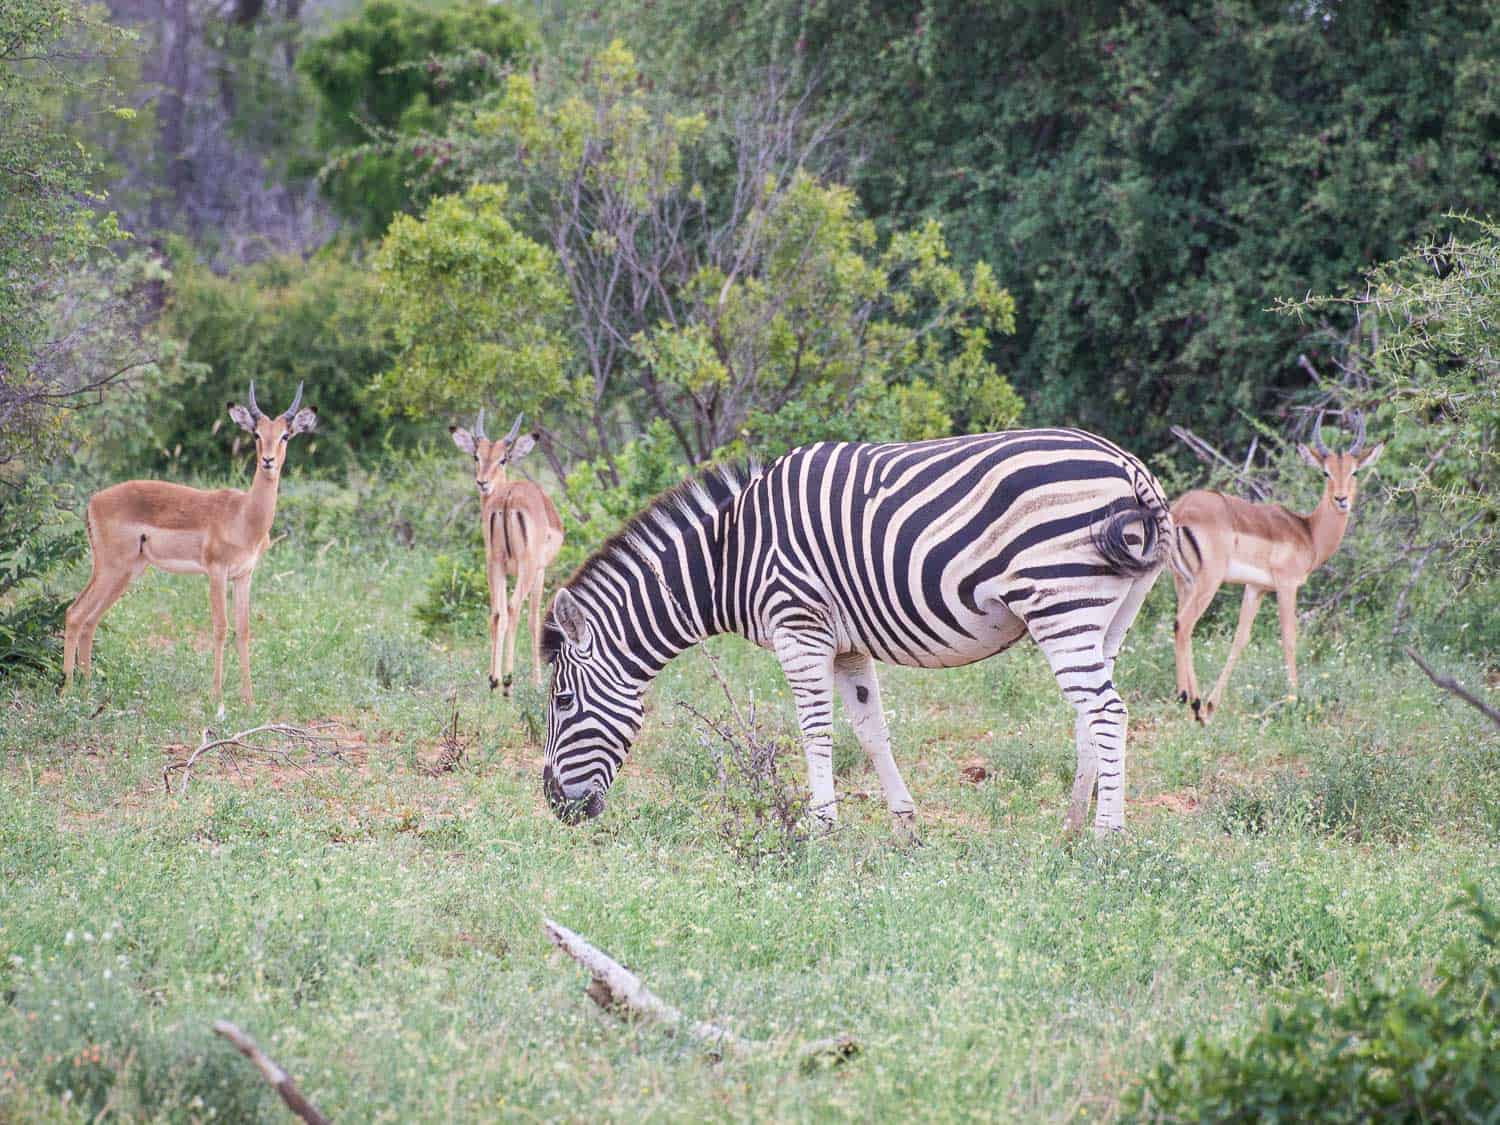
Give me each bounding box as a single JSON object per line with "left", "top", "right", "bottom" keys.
{"left": 539, "top": 587, "right": 647, "bottom": 823}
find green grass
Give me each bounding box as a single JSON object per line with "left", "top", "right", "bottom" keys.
{"left": 2, "top": 539, "right": 1497, "bottom": 1121}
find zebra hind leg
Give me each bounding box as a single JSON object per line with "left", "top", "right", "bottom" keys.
{"left": 832, "top": 652, "right": 918, "bottom": 842}
{"left": 773, "top": 631, "right": 839, "bottom": 833}
{"left": 1032, "top": 620, "right": 1131, "bottom": 836}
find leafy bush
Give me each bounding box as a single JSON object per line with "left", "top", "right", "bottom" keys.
{"left": 119, "top": 243, "right": 402, "bottom": 477}
{"left": 0, "top": 480, "right": 86, "bottom": 679}
{"left": 413, "top": 551, "right": 488, "bottom": 639}
{"left": 298, "top": 0, "right": 531, "bottom": 235}
{"left": 1124, "top": 884, "right": 1500, "bottom": 1122}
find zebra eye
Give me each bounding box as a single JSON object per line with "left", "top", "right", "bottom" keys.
{"left": 554, "top": 691, "right": 576, "bottom": 712}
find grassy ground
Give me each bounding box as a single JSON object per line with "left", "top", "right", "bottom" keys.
{"left": 2, "top": 537, "right": 1498, "bottom": 1121}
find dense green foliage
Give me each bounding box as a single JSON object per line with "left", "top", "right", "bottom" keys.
{"left": 582, "top": 0, "right": 1500, "bottom": 452}
{"left": 136, "top": 246, "right": 400, "bottom": 475}
{"left": 1127, "top": 886, "right": 1500, "bottom": 1122}
{"left": 0, "top": 0, "right": 130, "bottom": 463}
{"left": 298, "top": 0, "right": 531, "bottom": 236}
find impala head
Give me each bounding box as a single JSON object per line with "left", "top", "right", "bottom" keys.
{"left": 539, "top": 587, "right": 646, "bottom": 824}
{"left": 1297, "top": 409, "right": 1383, "bottom": 514}
{"left": 228, "top": 381, "right": 317, "bottom": 479}
{"left": 450, "top": 410, "right": 537, "bottom": 497}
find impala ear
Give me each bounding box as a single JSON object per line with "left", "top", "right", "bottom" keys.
{"left": 228, "top": 402, "right": 257, "bottom": 434}
{"left": 509, "top": 432, "right": 537, "bottom": 461}
{"left": 450, "top": 426, "right": 476, "bottom": 455}
{"left": 1355, "top": 442, "right": 1384, "bottom": 471}
{"left": 290, "top": 406, "right": 318, "bottom": 435}
{"left": 1296, "top": 443, "right": 1322, "bottom": 468}
{"left": 552, "top": 588, "right": 589, "bottom": 647}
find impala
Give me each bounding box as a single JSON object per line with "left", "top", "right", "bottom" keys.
{"left": 1172, "top": 411, "right": 1382, "bottom": 722}
{"left": 450, "top": 410, "right": 564, "bottom": 695}
{"left": 62, "top": 382, "right": 317, "bottom": 712}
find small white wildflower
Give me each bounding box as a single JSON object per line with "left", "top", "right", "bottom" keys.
{"left": 65, "top": 931, "right": 76, "bottom": 946}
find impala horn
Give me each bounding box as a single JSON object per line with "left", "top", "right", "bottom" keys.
{"left": 247, "top": 380, "right": 263, "bottom": 421}
{"left": 505, "top": 412, "right": 524, "bottom": 446}
{"left": 281, "top": 380, "right": 304, "bottom": 421}
{"left": 475, "top": 407, "right": 487, "bottom": 441}
{"left": 1347, "top": 408, "right": 1367, "bottom": 455}
{"left": 1311, "top": 409, "right": 1330, "bottom": 457}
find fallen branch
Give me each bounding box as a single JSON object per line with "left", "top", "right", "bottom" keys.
{"left": 543, "top": 918, "right": 857, "bottom": 1068}
{"left": 163, "top": 723, "right": 350, "bottom": 794}
{"left": 212, "top": 1021, "right": 330, "bottom": 1125}
{"left": 1406, "top": 648, "right": 1500, "bottom": 729}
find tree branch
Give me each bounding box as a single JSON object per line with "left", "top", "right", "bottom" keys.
{"left": 1405, "top": 648, "right": 1500, "bottom": 728}
{"left": 212, "top": 1022, "right": 330, "bottom": 1125}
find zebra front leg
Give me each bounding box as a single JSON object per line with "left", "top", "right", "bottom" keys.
{"left": 773, "top": 631, "right": 839, "bottom": 832}
{"left": 833, "top": 652, "right": 917, "bottom": 840}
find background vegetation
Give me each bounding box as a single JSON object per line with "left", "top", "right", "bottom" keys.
{"left": 3, "top": 0, "right": 1499, "bottom": 1119}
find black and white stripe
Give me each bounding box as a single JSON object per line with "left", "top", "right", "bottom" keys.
{"left": 541, "top": 429, "right": 1184, "bottom": 834}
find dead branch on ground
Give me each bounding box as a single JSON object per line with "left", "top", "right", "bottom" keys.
{"left": 1405, "top": 648, "right": 1500, "bottom": 729}
{"left": 543, "top": 918, "right": 857, "bottom": 1068}
{"left": 212, "top": 1021, "right": 330, "bottom": 1125}
{"left": 162, "top": 723, "right": 350, "bottom": 793}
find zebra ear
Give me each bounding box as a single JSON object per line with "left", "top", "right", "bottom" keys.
{"left": 552, "top": 588, "right": 589, "bottom": 647}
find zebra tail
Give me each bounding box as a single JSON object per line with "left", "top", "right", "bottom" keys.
{"left": 1092, "top": 480, "right": 1194, "bottom": 585}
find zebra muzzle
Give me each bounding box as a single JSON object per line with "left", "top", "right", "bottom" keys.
{"left": 542, "top": 765, "right": 605, "bottom": 824}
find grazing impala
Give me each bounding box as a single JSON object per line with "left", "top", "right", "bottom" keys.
{"left": 450, "top": 410, "right": 564, "bottom": 695}
{"left": 63, "top": 382, "right": 317, "bottom": 712}
{"left": 1172, "top": 411, "right": 1383, "bottom": 722}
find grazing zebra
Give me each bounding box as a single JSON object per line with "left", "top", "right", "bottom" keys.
{"left": 541, "top": 430, "right": 1185, "bottom": 836}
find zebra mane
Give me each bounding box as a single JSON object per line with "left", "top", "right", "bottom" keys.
{"left": 541, "top": 459, "right": 762, "bottom": 664}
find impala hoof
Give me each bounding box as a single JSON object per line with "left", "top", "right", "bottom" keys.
{"left": 489, "top": 675, "right": 499, "bottom": 692}
{"left": 503, "top": 674, "right": 513, "bottom": 688}
{"left": 1177, "top": 690, "right": 1188, "bottom": 705}
{"left": 1190, "top": 697, "right": 1204, "bottom": 724}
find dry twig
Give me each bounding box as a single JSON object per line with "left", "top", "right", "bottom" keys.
{"left": 419, "top": 693, "right": 467, "bottom": 776}
{"left": 1405, "top": 648, "right": 1500, "bottom": 729}
{"left": 542, "top": 918, "right": 857, "bottom": 1067}
{"left": 162, "top": 723, "right": 349, "bottom": 793}
{"left": 212, "top": 1021, "right": 330, "bottom": 1125}
{"left": 1169, "top": 425, "right": 1272, "bottom": 501}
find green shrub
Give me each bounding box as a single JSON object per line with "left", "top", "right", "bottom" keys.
{"left": 0, "top": 480, "right": 86, "bottom": 679}
{"left": 413, "top": 551, "right": 488, "bottom": 639}
{"left": 1124, "top": 884, "right": 1500, "bottom": 1122}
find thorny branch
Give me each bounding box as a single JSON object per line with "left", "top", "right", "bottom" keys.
{"left": 162, "top": 722, "right": 350, "bottom": 793}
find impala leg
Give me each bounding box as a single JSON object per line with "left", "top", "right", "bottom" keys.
{"left": 1202, "top": 585, "right": 1264, "bottom": 722}
{"left": 528, "top": 569, "right": 547, "bottom": 687}
{"left": 63, "top": 565, "right": 105, "bottom": 688}
{"left": 506, "top": 554, "right": 538, "bottom": 696}
{"left": 208, "top": 570, "right": 229, "bottom": 714}
{"left": 232, "top": 573, "right": 253, "bottom": 707}
{"left": 1276, "top": 584, "right": 1300, "bottom": 700}
{"left": 74, "top": 560, "right": 142, "bottom": 685}
{"left": 833, "top": 652, "right": 917, "bottom": 839}
{"left": 498, "top": 564, "right": 516, "bottom": 696}
{"left": 1174, "top": 571, "right": 1221, "bottom": 715}
{"left": 773, "top": 631, "right": 839, "bottom": 831}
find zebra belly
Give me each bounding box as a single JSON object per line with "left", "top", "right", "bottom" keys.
{"left": 845, "top": 597, "right": 1030, "bottom": 670}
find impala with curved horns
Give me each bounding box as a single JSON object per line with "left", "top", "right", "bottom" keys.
{"left": 1171, "top": 409, "right": 1383, "bottom": 722}
{"left": 62, "top": 381, "right": 317, "bottom": 712}
{"left": 450, "top": 409, "right": 564, "bottom": 695}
